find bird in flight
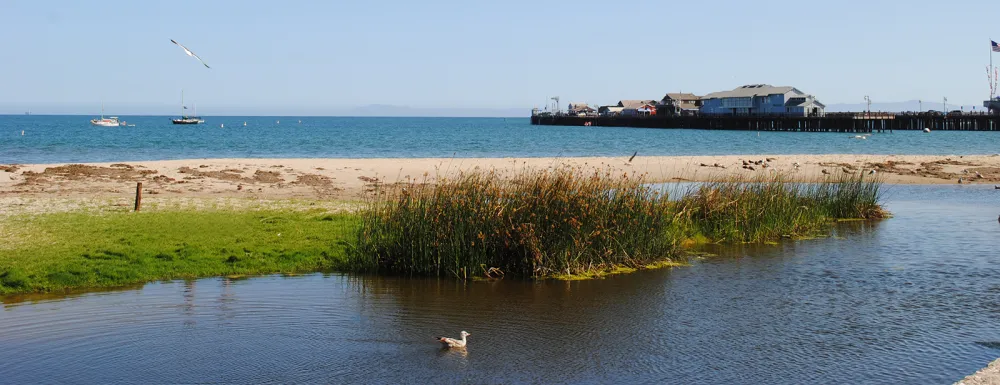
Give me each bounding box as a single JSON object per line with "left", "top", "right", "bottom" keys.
{"left": 170, "top": 39, "right": 210, "bottom": 69}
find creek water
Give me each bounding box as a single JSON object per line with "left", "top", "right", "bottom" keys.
{"left": 1, "top": 185, "right": 999, "bottom": 384}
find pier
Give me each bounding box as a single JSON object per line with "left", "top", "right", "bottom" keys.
{"left": 530, "top": 113, "right": 1000, "bottom": 133}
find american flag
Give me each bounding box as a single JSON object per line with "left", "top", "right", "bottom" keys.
{"left": 993, "top": 40, "right": 1000, "bottom": 52}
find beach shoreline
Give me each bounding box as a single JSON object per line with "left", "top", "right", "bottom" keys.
{"left": 2, "top": 154, "right": 999, "bottom": 203}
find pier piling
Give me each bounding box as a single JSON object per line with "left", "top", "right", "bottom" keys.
{"left": 531, "top": 113, "right": 1000, "bottom": 132}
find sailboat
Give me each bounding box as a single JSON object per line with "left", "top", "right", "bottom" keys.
{"left": 172, "top": 90, "right": 204, "bottom": 125}
{"left": 91, "top": 103, "right": 121, "bottom": 127}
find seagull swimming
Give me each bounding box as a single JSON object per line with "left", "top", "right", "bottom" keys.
{"left": 436, "top": 331, "right": 470, "bottom": 348}
{"left": 170, "top": 39, "right": 211, "bottom": 69}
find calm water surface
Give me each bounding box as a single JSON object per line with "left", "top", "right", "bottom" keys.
{"left": 3, "top": 115, "right": 1000, "bottom": 164}
{"left": 1, "top": 185, "right": 999, "bottom": 384}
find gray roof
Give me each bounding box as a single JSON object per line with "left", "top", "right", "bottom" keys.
{"left": 785, "top": 96, "right": 826, "bottom": 108}
{"left": 618, "top": 100, "right": 658, "bottom": 109}
{"left": 662, "top": 93, "right": 700, "bottom": 102}
{"left": 702, "top": 84, "right": 803, "bottom": 100}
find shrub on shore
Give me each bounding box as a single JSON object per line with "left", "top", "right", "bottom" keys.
{"left": 350, "top": 168, "right": 886, "bottom": 279}
{"left": 677, "top": 173, "right": 886, "bottom": 243}
{"left": 350, "top": 168, "right": 685, "bottom": 279}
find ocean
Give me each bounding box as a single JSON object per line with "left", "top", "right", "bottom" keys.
{"left": 2, "top": 115, "right": 999, "bottom": 164}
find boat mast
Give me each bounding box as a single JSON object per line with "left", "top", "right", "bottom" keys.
{"left": 181, "top": 89, "right": 185, "bottom": 118}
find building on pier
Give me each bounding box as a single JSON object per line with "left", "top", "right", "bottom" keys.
{"left": 699, "top": 84, "right": 825, "bottom": 117}
{"left": 659, "top": 93, "right": 702, "bottom": 116}
{"left": 785, "top": 96, "right": 826, "bottom": 117}
{"left": 617, "top": 100, "right": 658, "bottom": 116}
{"left": 567, "top": 102, "right": 597, "bottom": 116}
{"left": 985, "top": 97, "right": 1000, "bottom": 115}
{"left": 598, "top": 105, "right": 624, "bottom": 116}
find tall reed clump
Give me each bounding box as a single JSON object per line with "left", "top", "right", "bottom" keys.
{"left": 677, "top": 173, "right": 886, "bottom": 243}
{"left": 811, "top": 172, "right": 886, "bottom": 220}
{"left": 349, "top": 167, "right": 685, "bottom": 279}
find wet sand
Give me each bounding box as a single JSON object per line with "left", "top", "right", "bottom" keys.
{"left": 2, "top": 154, "right": 1000, "bottom": 203}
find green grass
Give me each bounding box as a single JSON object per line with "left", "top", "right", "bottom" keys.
{"left": 0, "top": 170, "right": 887, "bottom": 295}
{"left": 0, "top": 209, "right": 356, "bottom": 294}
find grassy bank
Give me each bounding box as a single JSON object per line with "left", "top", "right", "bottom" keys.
{"left": 0, "top": 209, "right": 355, "bottom": 294}
{"left": 349, "top": 168, "right": 886, "bottom": 279}
{"left": 0, "top": 169, "right": 885, "bottom": 295}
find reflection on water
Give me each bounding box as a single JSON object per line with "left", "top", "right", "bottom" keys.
{"left": 1, "top": 185, "right": 999, "bottom": 384}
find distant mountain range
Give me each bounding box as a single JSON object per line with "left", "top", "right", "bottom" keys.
{"left": 344, "top": 105, "right": 527, "bottom": 117}
{"left": 0, "top": 104, "right": 531, "bottom": 117}
{"left": 825, "top": 100, "right": 985, "bottom": 113}
{"left": 4, "top": 101, "right": 992, "bottom": 116}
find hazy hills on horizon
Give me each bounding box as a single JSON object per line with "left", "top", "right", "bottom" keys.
{"left": 3, "top": 104, "right": 529, "bottom": 118}
{"left": 3, "top": 100, "right": 991, "bottom": 117}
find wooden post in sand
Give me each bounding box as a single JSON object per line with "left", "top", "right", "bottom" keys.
{"left": 134, "top": 182, "right": 143, "bottom": 212}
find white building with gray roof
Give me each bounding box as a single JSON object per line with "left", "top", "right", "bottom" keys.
{"left": 700, "top": 84, "right": 825, "bottom": 117}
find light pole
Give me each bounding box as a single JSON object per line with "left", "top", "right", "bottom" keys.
{"left": 919, "top": 100, "right": 922, "bottom": 113}
{"left": 943, "top": 97, "right": 947, "bottom": 113}
{"left": 864, "top": 96, "right": 871, "bottom": 115}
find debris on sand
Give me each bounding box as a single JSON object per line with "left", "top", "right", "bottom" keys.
{"left": 18, "top": 164, "right": 157, "bottom": 186}
{"left": 177, "top": 167, "right": 285, "bottom": 184}
{"left": 293, "top": 174, "right": 343, "bottom": 196}
{"left": 294, "top": 174, "right": 335, "bottom": 187}
{"left": 252, "top": 170, "right": 283, "bottom": 183}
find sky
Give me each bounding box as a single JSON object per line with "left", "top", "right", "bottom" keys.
{"left": 2, "top": 0, "right": 1000, "bottom": 115}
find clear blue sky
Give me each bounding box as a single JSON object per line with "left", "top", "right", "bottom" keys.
{"left": 2, "top": 0, "right": 999, "bottom": 115}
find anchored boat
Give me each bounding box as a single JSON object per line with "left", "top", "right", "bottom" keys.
{"left": 171, "top": 90, "right": 204, "bottom": 125}
{"left": 90, "top": 103, "right": 121, "bottom": 127}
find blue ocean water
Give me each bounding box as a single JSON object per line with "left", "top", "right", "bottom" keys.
{"left": 2, "top": 115, "right": 999, "bottom": 164}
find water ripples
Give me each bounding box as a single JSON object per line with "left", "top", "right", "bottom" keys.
{"left": 5, "top": 115, "right": 1000, "bottom": 164}
{"left": 2, "top": 185, "right": 1000, "bottom": 383}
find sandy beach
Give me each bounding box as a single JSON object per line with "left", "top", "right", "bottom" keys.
{"left": 2, "top": 154, "right": 999, "bottom": 203}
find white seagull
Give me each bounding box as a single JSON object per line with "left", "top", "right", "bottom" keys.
{"left": 436, "top": 331, "right": 470, "bottom": 348}
{"left": 170, "top": 39, "right": 211, "bottom": 68}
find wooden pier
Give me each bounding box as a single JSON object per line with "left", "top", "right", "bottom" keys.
{"left": 530, "top": 113, "right": 1000, "bottom": 132}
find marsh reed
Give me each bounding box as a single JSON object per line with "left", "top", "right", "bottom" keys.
{"left": 350, "top": 168, "right": 885, "bottom": 279}
{"left": 678, "top": 173, "right": 886, "bottom": 243}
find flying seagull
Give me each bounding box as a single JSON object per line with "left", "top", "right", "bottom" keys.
{"left": 170, "top": 39, "right": 210, "bottom": 68}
